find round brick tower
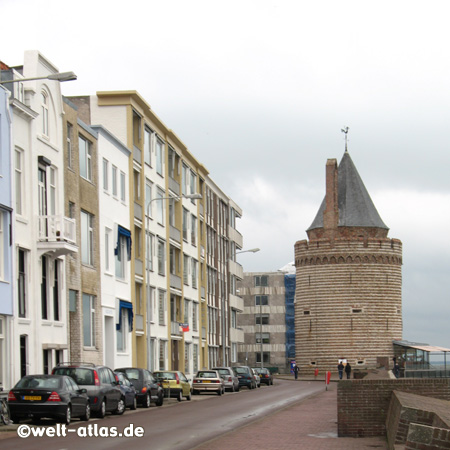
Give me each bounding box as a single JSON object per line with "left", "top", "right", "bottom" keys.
{"left": 294, "top": 152, "right": 402, "bottom": 375}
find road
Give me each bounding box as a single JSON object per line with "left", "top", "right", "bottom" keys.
{"left": 0, "top": 378, "right": 324, "bottom": 450}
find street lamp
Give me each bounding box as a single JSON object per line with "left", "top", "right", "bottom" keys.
{"left": 236, "top": 248, "right": 260, "bottom": 255}
{"left": 145, "top": 192, "right": 202, "bottom": 371}
{"left": 0, "top": 71, "right": 77, "bottom": 84}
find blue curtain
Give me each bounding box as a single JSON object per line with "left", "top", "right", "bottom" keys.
{"left": 116, "top": 300, "right": 133, "bottom": 332}
{"left": 114, "top": 225, "right": 132, "bottom": 261}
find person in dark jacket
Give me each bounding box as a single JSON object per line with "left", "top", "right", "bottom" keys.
{"left": 345, "top": 363, "right": 352, "bottom": 379}
{"left": 337, "top": 362, "right": 344, "bottom": 379}
{"left": 293, "top": 364, "right": 299, "bottom": 380}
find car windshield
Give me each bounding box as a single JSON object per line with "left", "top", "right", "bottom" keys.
{"left": 217, "top": 369, "right": 229, "bottom": 376}
{"left": 53, "top": 368, "right": 95, "bottom": 385}
{"left": 122, "top": 369, "right": 140, "bottom": 380}
{"left": 154, "top": 372, "right": 176, "bottom": 380}
{"left": 16, "top": 376, "right": 62, "bottom": 389}
{"left": 197, "top": 371, "right": 217, "bottom": 378}
{"left": 234, "top": 367, "right": 248, "bottom": 375}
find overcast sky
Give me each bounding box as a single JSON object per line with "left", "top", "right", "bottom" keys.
{"left": 2, "top": 0, "right": 450, "bottom": 349}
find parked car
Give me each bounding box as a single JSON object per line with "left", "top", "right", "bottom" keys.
{"left": 8, "top": 374, "right": 90, "bottom": 424}
{"left": 252, "top": 367, "right": 274, "bottom": 386}
{"left": 115, "top": 367, "right": 163, "bottom": 407}
{"left": 251, "top": 368, "right": 261, "bottom": 388}
{"left": 212, "top": 367, "right": 240, "bottom": 392}
{"left": 192, "top": 370, "right": 225, "bottom": 396}
{"left": 114, "top": 371, "right": 137, "bottom": 410}
{"left": 153, "top": 371, "right": 192, "bottom": 402}
{"left": 52, "top": 362, "right": 124, "bottom": 418}
{"left": 233, "top": 366, "right": 257, "bottom": 389}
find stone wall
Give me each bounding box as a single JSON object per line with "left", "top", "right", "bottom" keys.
{"left": 337, "top": 379, "right": 450, "bottom": 437}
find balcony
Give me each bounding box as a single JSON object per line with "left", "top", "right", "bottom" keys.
{"left": 228, "top": 225, "right": 243, "bottom": 248}
{"left": 168, "top": 177, "right": 180, "bottom": 196}
{"left": 230, "top": 327, "right": 244, "bottom": 344}
{"left": 228, "top": 260, "right": 243, "bottom": 280}
{"left": 229, "top": 294, "right": 244, "bottom": 312}
{"left": 169, "top": 225, "right": 181, "bottom": 243}
{"left": 170, "top": 274, "right": 182, "bottom": 290}
{"left": 135, "top": 314, "right": 144, "bottom": 333}
{"left": 171, "top": 321, "right": 182, "bottom": 336}
{"left": 37, "top": 215, "right": 77, "bottom": 257}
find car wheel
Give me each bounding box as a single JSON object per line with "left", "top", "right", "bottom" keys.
{"left": 177, "top": 391, "right": 183, "bottom": 402}
{"left": 257, "top": 382, "right": 261, "bottom": 388}
{"left": 193, "top": 390, "right": 198, "bottom": 395}
{"left": 186, "top": 391, "right": 192, "bottom": 401}
{"left": 131, "top": 397, "right": 137, "bottom": 410}
{"left": 217, "top": 388, "right": 222, "bottom": 396}
{"left": 155, "top": 393, "right": 163, "bottom": 407}
{"left": 60, "top": 405, "right": 71, "bottom": 425}
{"left": 231, "top": 384, "right": 235, "bottom": 393}
{"left": 143, "top": 393, "right": 151, "bottom": 408}
{"left": 114, "top": 397, "right": 125, "bottom": 415}
{"left": 81, "top": 403, "right": 90, "bottom": 421}
{"left": 97, "top": 399, "right": 106, "bottom": 418}
{"left": 10, "top": 415, "right": 19, "bottom": 424}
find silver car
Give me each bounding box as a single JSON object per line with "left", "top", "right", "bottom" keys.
{"left": 251, "top": 368, "right": 261, "bottom": 388}
{"left": 212, "top": 367, "right": 240, "bottom": 392}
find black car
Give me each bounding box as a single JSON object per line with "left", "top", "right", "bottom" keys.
{"left": 114, "top": 372, "right": 137, "bottom": 410}
{"left": 233, "top": 366, "right": 257, "bottom": 389}
{"left": 52, "top": 362, "right": 124, "bottom": 418}
{"left": 8, "top": 375, "right": 90, "bottom": 424}
{"left": 115, "top": 367, "right": 163, "bottom": 407}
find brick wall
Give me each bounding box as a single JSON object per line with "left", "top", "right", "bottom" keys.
{"left": 405, "top": 424, "right": 450, "bottom": 450}
{"left": 337, "top": 379, "right": 450, "bottom": 437}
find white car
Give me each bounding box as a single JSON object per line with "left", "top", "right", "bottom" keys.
{"left": 251, "top": 368, "right": 261, "bottom": 388}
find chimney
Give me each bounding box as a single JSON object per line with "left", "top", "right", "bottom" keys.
{"left": 323, "top": 159, "right": 338, "bottom": 232}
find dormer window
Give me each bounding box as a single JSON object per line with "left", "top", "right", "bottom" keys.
{"left": 41, "top": 91, "right": 49, "bottom": 136}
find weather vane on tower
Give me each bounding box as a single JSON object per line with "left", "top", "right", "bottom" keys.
{"left": 341, "top": 126, "right": 349, "bottom": 152}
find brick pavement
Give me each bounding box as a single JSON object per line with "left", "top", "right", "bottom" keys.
{"left": 191, "top": 381, "right": 388, "bottom": 450}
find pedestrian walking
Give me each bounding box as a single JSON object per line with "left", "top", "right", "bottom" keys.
{"left": 294, "top": 364, "right": 299, "bottom": 380}
{"left": 337, "top": 361, "right": 344, "bottom": 380}
{"left": 345, "top": 362, "right": 351, "bottom": 379}
{"left": 393, "top": 358, "right": 400, "bottom": 378}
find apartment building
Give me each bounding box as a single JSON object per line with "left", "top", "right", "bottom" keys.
{"left": 3, "top": 51, "right": 77, "bottom": 383}
{"left": 0, "top": 83, "right": 14, "bottom": 389}
{"left": 237, "top": 271, "right": 290, "bottom": 373}
{"left": 62, "top": 98, "right": 102, "bottom": 365}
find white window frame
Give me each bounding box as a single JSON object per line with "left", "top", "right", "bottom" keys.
{"left": 49, "top": 167, "right": 56, "bottom": 215}
{"left": 15, "top": 149, "right": 23, "bottom": 215}
{"left": 41, "top": 91, "right": 49, "bottom": 136}
{"left": 157, "top": 239, "right": 165, "bottom": 276}
{"left": 120, "top": 171, "right": 126, "bottom": 202}
{"left": 79, "top": 136, "right": 92, "bottom": 181}
{"left": 191, "top": 258, "right": 197, "bottom": 289}
{"left": 81, "top": 211, "right": 94, "bottom": 266}
{"left": 156, "top": 138, "right": 164, "bottom": 176}
{"left": 67, "top": 123, "right": 73, "bottom": 169}
{"left": 158, "top": 290, "right": 166, "bottom": 325}
{"left": 103, "top": 159, "right": 109, "bottom": 191}
{"left": 115, "top": 234, "right": 127, "bottom": 280}
{"left": 105, "top": 227, "right": 112, "bottom": 273}
{"left": 116, "top": 307, "right": 128, "bottom": 352}
{"left": 112, "top": 165, "right": 118, "bottom": 197}
{"left": 144, "top": 127, "right": 152, "bottom": 166}
{"left": 82, "top": 294, "right": 95, "bottom": 347}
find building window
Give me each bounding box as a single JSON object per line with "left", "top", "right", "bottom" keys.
{"left": 256, "top": 333, "right": 270, "bottom": 344}
{"left": 168, "top": 147, "right": 177, "bottom": 179}
{"left": 115, "top": 234, "right": 127, "bottom": 280}
{"left": 133, "top": 170, "right": 141, "bottom": 202}
{"left": 190, "top": 170, "right": 197, "bottom": 197}
{"left": 41, "top": 256, "right": 48, "bottom": 320}
{"left": 183, "top": 254, "right": 189, "bottom": 285}
{"left": 81, "top": 211, "right": 94, "bottom": 266}
{"left": 120, "top": 172, "right": 126, "bottom": 202}
{"left": 53, "top": 259, "right": 60, "bottom": 321}
{"left": 159, "top": 340, "right": 166, "bottom": 370}
{"left": 192, "top": 302, "right": 198, "bottom": 332}
{"left": 156, "top": 138, "right": 164, "bottom": 176}
{"left": 256, "top": 352, "right": 270, "bottom": 364}
{"left": 49, "top": 167, "right": 56, "bottom": 215}
{"left": 191, "top": 259, "right": 198, "bottom": 289}
{"left": 105, "top": 228, "right": 112, "bottom": 272}
{"left": 43, "top": 349, "right": 50, "bottom": 374}
{"left": 79, "top": 136, "right": 92, "bottom": 181}
{"left": 231, "top": 309, "right": 237, "bottom": 328}
{"left": 15, "top": 149, "right": 23, "bottom": 215}
{"left": 82, "top": 294, "right": 95, "bottom": 347}
{"left": 157, "top": 239, "right": 165, "bottom": 275}
{"left": 103, "top": 159, "right": 109, "bottom": 191}
{"left": 156, "top": 190, "right": 164, "bottom": 224}
{"left": 191, "top": 215, "right": 197, "bottom": 245}
{"left": 18, "top": 249, "right": 27, "bottom": 318}
{"left": 255, "top": 314, "right": 269, "bottom": 325}
{"left": 255, "top": 295, "right": 268, "bottom": 306}
{"left": 182, "top": 164, "right": 188, "bottom": 195}
{"left": 185, "top": 343, "right": 191, "bottom": 374}
{"left": 112, "top": 166, "right": 118, "bottom": 197}
{"left": 145, "top": 181, "right": 152, "bottom": 218}
{"left": 144, "top": 127, "right": 152, "bottom": 166}
{"left": 67, "top": 123, "right": 73, "bottom": 169}
{"left": 231, "top": 343, "right": 237, "bottom": 363}
{"left": 255, "top": 275, "right": 268, "bottom": 287}
{"left": 116, "top": 308, "right": 128, "bottom": 352}
{"left": 182, "top": 208, "right": 188, "bottom": 241}
{"left": 158, "top": 290, "right": 166, "bottom": 325}
{"left": 146, "top": 231, "right": 154, "bottom": 272}
{"left": 193, "top": 344, "right": 198, "bottom": 373}
{"left": 41, "top": 91, "right": 49, "bottom": 136}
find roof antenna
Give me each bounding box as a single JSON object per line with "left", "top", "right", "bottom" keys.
{"left": 341, "top": 127, "right": 349, "bottom": 152}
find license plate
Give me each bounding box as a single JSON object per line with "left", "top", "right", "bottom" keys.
{"left": 24, "top": 396, "right": 41, "bottom": 401}
{"left": 238, "top": 376, "right": 242, "bottom": 379}
{"left": 202, "top": 380, "right": 211, "bottom": 383}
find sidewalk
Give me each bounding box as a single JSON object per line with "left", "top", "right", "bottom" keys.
{"left": 192, "top": 379, "right": 388, "bottom": 450}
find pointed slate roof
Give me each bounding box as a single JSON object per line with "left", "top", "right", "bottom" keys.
{"left": 307, "top": 152, "right": 389, "bottom": 231}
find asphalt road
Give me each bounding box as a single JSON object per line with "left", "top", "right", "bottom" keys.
{"left": 0, "top": 378, "right": 324, "bottom": 450}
